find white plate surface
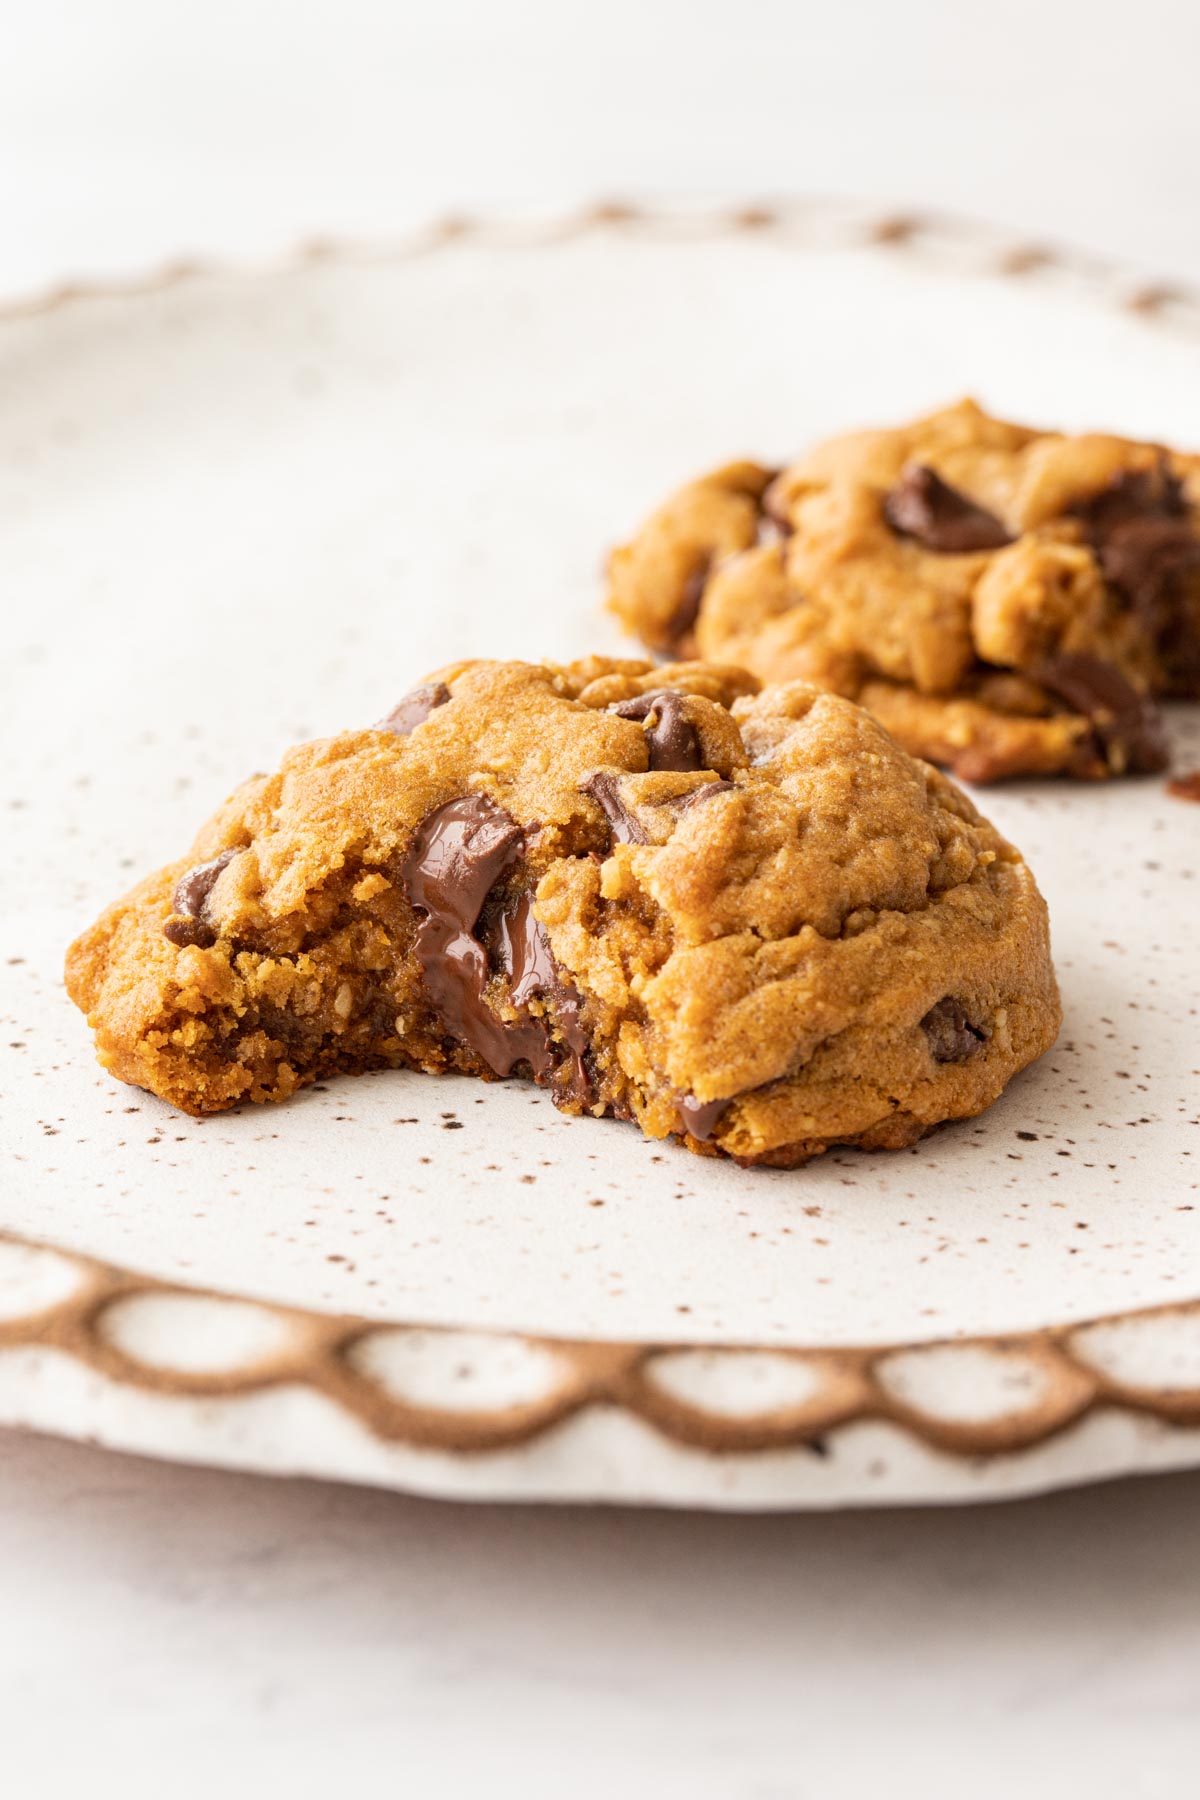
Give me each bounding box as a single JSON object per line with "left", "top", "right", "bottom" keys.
{"left": 2, "top": 203, "right": 1199, "bottom": 1507}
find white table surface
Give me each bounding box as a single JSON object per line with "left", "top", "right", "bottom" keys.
{"left": 3, "top": 1, "right": 1200, "bottom": 1791}
{"left": 4, "top": 1431, "right": 1199, "bottom": 1798}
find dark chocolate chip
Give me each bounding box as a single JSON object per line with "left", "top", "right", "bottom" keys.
{"left": 1074, "top": 466, "right": 1200, "bottom": 669}
{"left": 579, "top": 770, "right": 650, "bottom": 844}
{"left": 163, "top": 846, "right": 240, "bottom": 944}
{"left": 1036, "top": 653, "right": 1169, "bottom": 775}
{"left": 921, "top": 997, "right": 989, "bottom": 1063}
{"left": 404, "top": 798, "right": 523, "bottom": 930}
{"left": 493, "top": 889, "right": 557, "bottom": 1008}
{"left": 1076, "top": 464, "right": 1187, "bottom": 537}
{"left": 884, "top": 464, "right": 1013, "bottom": 554}
{"left": 172, "top": 847, "right": 239, "bottom": 921}
{"left": 668, "top": 778, "right": 736, "bottom": 814}
{"left": 1101, "top": 513, "right": 1198, "bottom": 605}
{"left": 376, "top": 682, "right": 452, "bottom": 736}
{"left": 162, "top": 916, "right": 217, "bottom": 950}
{"left": 612, "top": 689, "right": 702, "bottom": 772}
{"left": 664, "top": 557, "right": 712, "bottom": 649}
{"left": 676, "top": 1094, "right": 730, "bottom": 1140}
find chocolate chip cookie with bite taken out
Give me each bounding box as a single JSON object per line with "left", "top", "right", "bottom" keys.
{"left": 608, "top": 400, "right": 1200, "bottom": 781}
{"left": 66, "top": 657, "right": 1060, "bottom": 1166}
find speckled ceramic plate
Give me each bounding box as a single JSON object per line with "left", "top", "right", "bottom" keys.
{"left": 3, "top": 201, "right": 1199, "bottom": 1507}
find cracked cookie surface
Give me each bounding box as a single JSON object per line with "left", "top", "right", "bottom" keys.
{"left": 65, "top": 656, "right": 1060, "bottom": 1165}
{"left": 608, "top": 400, "right": 1200, "bottom": 781}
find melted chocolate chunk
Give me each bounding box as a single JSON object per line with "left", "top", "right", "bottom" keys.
{"left": 493, "top": 889, "right": 556, "bottom": 1007}
{"left": 1037, "top": 653, "right": 1169, "bottom": 774}
{"left": 401, "top": 796, "right": 543, "bottom": 1077}
{"left": 376, "top": 682, "right": 452, "bottom": 736}
{"left": 403, "top": 797, "right": 593, "bottom": 1092}
{"left": 163, "top": 847, "right": 240, "bottom": 947}
{"left": 1075, "top": 467, "right": 1200, "bottom": 668}
{"left": 612, "top": 689, "right": 702, "bottom": 772}
{"left": 579, "top": 770, "right": 650, "bottom": 844}
{"left": 676, "top": 1094, "right": 730, "bottom": 1141}
{"left": 493, "top": 890, "right": 593, "bottom": 1100}
{"left": 884, "top": 464, "right": 1013, "bottom": 554}
{"left": 921, "top": 996, "right": 989, "bottom": 1063}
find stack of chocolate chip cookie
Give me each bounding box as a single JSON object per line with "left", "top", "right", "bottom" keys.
{"left": 66, "top": 402, "right": 1200, "bottom": 1166}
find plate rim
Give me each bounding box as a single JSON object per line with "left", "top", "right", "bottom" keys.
{"left": 5, "top": 195, "right": 1199, "bottom": 1494}
{"left": 4, "top": 1224, "right": 1200, "bottom": 1463}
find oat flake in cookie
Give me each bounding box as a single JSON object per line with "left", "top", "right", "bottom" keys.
{"left": 65, "top": 657, "right": 1060, "bottom": 1166}
{"left": 608, "top": 400, "right": 1200, "bottom": 781}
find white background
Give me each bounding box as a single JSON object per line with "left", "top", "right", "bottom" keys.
{"left": 3, "top": 2, "right": 1200, "bottom": 1794}
{"left": 3, "top": 0, "right": 1200, "bottom": 298}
